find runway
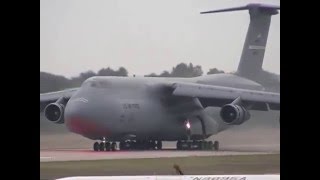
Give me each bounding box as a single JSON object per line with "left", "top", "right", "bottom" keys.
{"left": 40, "top": 127, "right": 279, "bottom": 162}
{"left": 40, "top": 148, "right": 277, "bottom": 162}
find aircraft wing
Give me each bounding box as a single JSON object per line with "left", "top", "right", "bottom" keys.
{"left": 40, "top": 88, "right": 79, "bottom": 112}
{"left": 170, "top": 82, "right": 280, "bottom": 111}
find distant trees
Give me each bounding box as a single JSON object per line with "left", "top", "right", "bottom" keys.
{"left": 171, "top": 63, "right": 203, "bottom": 77}
{"left": 40, "top": 63, "right": 279, "bottom": 93}
{"left": 69, "top": 70, "right": 96, "bottom": 87}
{"left": 40, "top": 67, "right": 129, "bottom": 93}
{"left": 145, "top": 63, "right": 203, "bottom": 77}
{"left": 207, "top": 68, "right": 224, "bottom": 75}
{"left": 67, "top": 67, "right": 129, "bottom": 87}
{"left": 97, "top": 67, "right": 128, "bottom": 76}
{"left": 40, "top": 72, "right": 71, "bottom": 93}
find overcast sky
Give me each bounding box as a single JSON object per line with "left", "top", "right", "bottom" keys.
{"left": 40, "top": 0, "right": 280, "bottom": 78}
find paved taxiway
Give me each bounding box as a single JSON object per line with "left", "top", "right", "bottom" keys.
{"left": 40, "top": 127, "right": 279, "bottom": 162}
{"left": 40, "top": 149, "right": 277, "bottom": 162}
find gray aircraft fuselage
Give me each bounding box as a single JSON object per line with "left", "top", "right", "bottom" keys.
{"left": 64, "top": 74, "right": 263, "bottom": 141}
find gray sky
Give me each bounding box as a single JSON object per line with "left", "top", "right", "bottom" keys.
{"left": 40, "top": 0, "right": 280, "bottom": 78}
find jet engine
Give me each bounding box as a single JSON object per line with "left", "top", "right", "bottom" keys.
{"left": 44, "top": 97, "right": 67, "bottom": 124}
{"left": 220, "top": 104, "right": 250, "bottom": 125}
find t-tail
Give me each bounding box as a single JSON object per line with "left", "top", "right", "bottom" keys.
{"left": 201, "top": 3, "right": 280, "bottom": 80}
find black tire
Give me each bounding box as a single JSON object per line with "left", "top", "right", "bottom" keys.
{"left": 151, "top": 141, "right": 156, "bottom": 150}
{"left": 203, "top": 141, "right": 209, "bottom": 150}
{"left": 156, "top": 141, "right": 162, "bottom": 150}
{"left": 213, "top": 141, "right": 219, "bottom": 151}
{"left": 99, "top": 142, "right": 105, "bottom": 151}
{"left": 111, "top": 142, "right": 117, "bottom": 151}
{"left": 208, "top": 141, "right": 214, "bottom": 150}
{"left": 93, "top": 142, "right": 99, "bottom": 151}
{"left": 124, "top": 141, "right": 133, "bottom": 150}
{"left": 200, "top": 141, "right": 206, "bottom": 150}
{"left": 187, "top": 142, "right": 192, "bottom": 150}
{"left": 177, "top": 141, "right": 181, "bottom": 150}
{"left": 105, "top": 142, "right": 111, "bottom": 151}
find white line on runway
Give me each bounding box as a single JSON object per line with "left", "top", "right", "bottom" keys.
{"left": 40, "top": 157, "right": 52, "bottom": 159}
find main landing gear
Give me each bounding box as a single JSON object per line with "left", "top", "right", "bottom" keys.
{"left": 93, "top": 141, "right": 117, "bottom": 151}
{"left": 92, "top": 139, "right": 219, "bottom": 151}
{"left": 177, "top": 140, "right": 219, "bottom": 151}
{"left": 93, "top": 137, "right": 117, "bottom": 151}
{"left": 93, "top": 140, "right": 163, "bottom": 151}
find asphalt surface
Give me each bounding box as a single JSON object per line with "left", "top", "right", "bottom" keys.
{"left": 40, "top": 148, "right": 277, "bottom": 162}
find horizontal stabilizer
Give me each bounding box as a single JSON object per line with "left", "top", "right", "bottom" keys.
{"left": 201, "top": 3, "right": 280, "bottom": 15}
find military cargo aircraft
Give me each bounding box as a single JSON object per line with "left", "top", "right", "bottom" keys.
{"left": 40, "top": 3, "right": 280, "bottom": 151}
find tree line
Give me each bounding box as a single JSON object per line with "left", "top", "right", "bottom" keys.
{"left": 40, "top": 63, "right": 279, "bottom": 93}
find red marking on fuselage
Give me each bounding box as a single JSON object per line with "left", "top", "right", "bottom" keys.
{"left": 66, "top": 117, "right": 109, "bottom": 137}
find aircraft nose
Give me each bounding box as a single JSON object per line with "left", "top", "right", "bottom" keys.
{"left": 64, "top": 97, "right": 89, "bottom": 119}
{"left": 64, "top": 94, "right": 118, "bottom": 138}
{"left": 64, "top": 97, "right": 106, "bottom": 135}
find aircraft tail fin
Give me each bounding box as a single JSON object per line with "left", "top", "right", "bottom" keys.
{"left": 201, "top": 3, "right": 280, "bottom": 79}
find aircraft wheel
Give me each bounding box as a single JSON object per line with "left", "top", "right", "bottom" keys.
{"left": 99, "top": 142, "right": 105, "bottom": 151}
{"left": 213, "top": 141, "right": 219, "bottom": 151}
{"left": 156, "top": 141, "right": 162, "bottom": 150}
{"left": 187, "top": 142, "right": 192, "bottom": 150}
{"left": 200, "top": 141, "right": 206, "bottom": 150}
{"left": 208, "top": 141, "right": 214, "bottom": 150}
{"left": 177, "top": 141, "right": 181, "bottom": 150}
{"left": 111, "top": 142, "right": 117, "bottom": 151}
{"left": 147, "top": 141, "right": 153, "bottom": 150}
{"left": 151, "top": 141, "right": 156, "bottom": 150}
{"left": 93, "top": 142, "right": 99, "bottom": 151}
{"left": 202, "top": 141, "right": 207, "bottom": 150}
{"left": 105, "top": 142, "right": 111, "bottom": 151}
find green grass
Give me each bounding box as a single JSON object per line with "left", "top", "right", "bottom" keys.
{"left": 40, "top": 154, "right": 280, "bottom": 180}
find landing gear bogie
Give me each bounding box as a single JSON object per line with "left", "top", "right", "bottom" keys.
{"left": 93, "top": 141, "right": 118, "bottom": 152}
{"left": 93, "top": 142, "right": 100, "bottom": 151}
{"left": 99, "top": 142, "right": 105, "bottom": 151}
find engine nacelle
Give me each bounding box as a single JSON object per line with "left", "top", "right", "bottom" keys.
{"left": 44, "top": 103, "right": 65, "bottom": 124}
{"left": 220, "top": 104, "right": 250, "bottom": 125}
